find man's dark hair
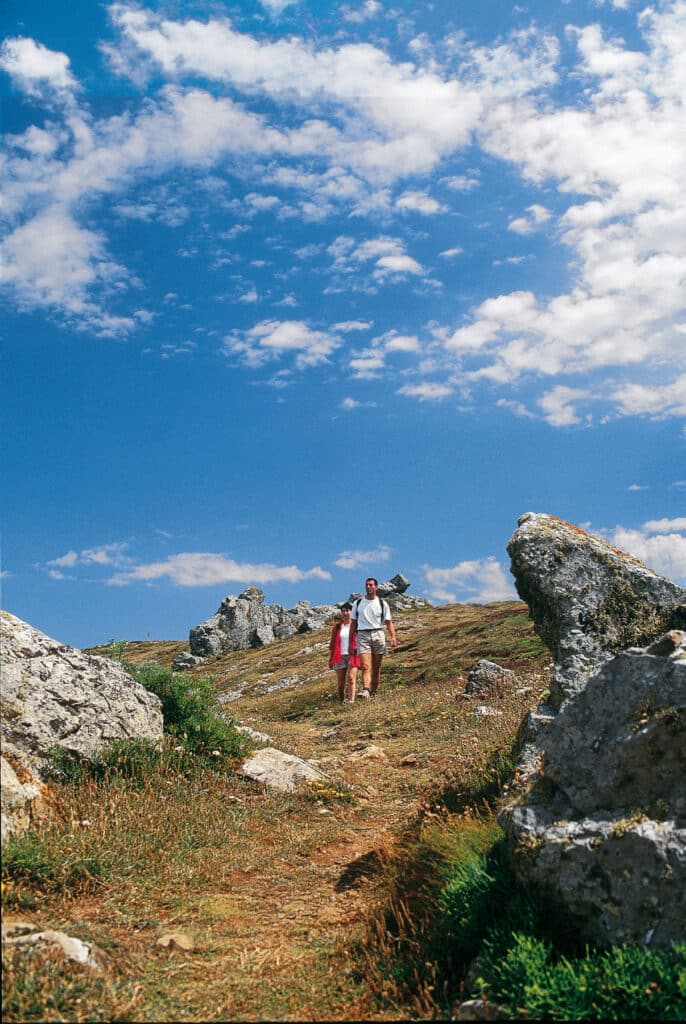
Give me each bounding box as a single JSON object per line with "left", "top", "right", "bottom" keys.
{"left": 341, "top": 601, "right": 353, "bottom": 610}
{"left": 365, "top": 577, "right": 378, "bottom": 586}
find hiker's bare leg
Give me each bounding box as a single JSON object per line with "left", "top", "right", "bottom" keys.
{"left": 336, "top": 668, "right": 347, "bottom": 703}
{"left": 360, "top": 652, "right": 373, "bottom": 692}
{"left": 370, "top": 652, "right": 383, "bottom": 693}
{"left": 346, "top": 667, "right": 357, "bottom": 702}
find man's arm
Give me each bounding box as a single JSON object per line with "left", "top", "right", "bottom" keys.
{"left": 385, "top": 612, "right": 397, "bottom": 647}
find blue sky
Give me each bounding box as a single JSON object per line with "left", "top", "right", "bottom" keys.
{"left": 2, "top": 0, "right": 685, "bottom": 649}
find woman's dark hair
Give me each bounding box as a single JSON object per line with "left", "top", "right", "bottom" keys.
{"left": 341, "top": 601, "right": 353, "bottom": 611}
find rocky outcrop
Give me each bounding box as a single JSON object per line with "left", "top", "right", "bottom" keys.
{"left": 187, "top": 587, "right": 338, "bottom": 658}
{"left": 501, "top": 514, "right": 686, "bottom": 949}
{"left": 507, "top": 512, "right": 685, "bottom": 708}
{"left": 465, "top": 659, "right": 516, "bottom": 696}
{"left": 0, "top": 611, "right": 163, "bottom": 780}
{"left": 348, "top": 572, "right": 432, "bottom": 611}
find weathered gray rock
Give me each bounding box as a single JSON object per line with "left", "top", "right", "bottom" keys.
{"left": 1, "top": 756, "right": 54, "bottom": 846}
{"left": 501, "top": 628, "right": 686, "bottom": 948}
{"left": 508, "top": 512, "right": 685, "bottom": 708}
{"left": 348, "top": 572, "right": 432, "bottom": 611}
{"left": 378, "top": 572, "right": 411, "bottom": 596}
{"left": 188, "top": 587, "right": 337, "bottom": 656}
{"left": 288, "top": 600, "right": 339, "bottom": 633}
{"left": 238, "top": 747, "right": 329, "bottom": 792}
{"left": 465, "top": 659, "right": 516, "bottom": 696}
{"left": 171, "top": 651, "right": 206, "bottom": 671}
{"left": 0, "top": 610, "right": 163, "bottom": 779}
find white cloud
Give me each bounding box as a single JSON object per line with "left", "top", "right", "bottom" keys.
{"left": 43, "top": 542, "right": 133, "bottom": 577}
{"left": 0, "top": 37, "right": 78, "bottom": 97}
{"left": 440, "top": 247, "right": 463, "bottom": 258}
{"left": 223, "top": 320, "right": 341, "bottom": 369}
{"left": 0, "top": 206, "right": 133, "bottom": 334}
{"left": 374, "top": 254, "right": 424, "bottom": 279}
{"left": 383, "top": 333, "right": 420, "bottom": 353}
{"left": 259, "top": 0, "right": 295, "bottom": 15}
{"left": 508, "top": 203, "right": 552, "bottom": 234}
{"left": 608, "top": 525, "right": 686, "bottom": 583}
{"left": 333, "top": 320, "right": 372, "bottom": 333}
{"left": 341, "top": 1, "right": 382, "bottom": 24}
{"left": 610, "top": 376, "right": 686, "bottom": 419}
{"left": 108, "top": 552, "right": 331, "bottom": 587}
{"left": 395, "top": 190, "right": 443, "bottom": 215}
{"left": 423, "top": 557, "right": 516, "bottom": 603}
{"left": 397, "top": 382, "right": 453, "bottom": 401}
{"left": 335, "top": 545, "right": 391, "bottom": 570}
{"left": 538, "top": 385, "right": 592, "bottom": 427}
{"left": 643, "top": 517, "right": 686, "bottom": 534}
{"left": 443, "top": 174, "right": 479, "bottom": 191}
{"left": 105, "top": 4, "right": 483, "bottom": 180}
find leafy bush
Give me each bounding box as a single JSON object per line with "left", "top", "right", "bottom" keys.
{"left": 475, "top": 933, "right": 686, "bottom": 1020}
{"left": 125, "top": 662, "right": 250, "bottom": 766}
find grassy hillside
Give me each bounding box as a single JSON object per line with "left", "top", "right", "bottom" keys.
{"left": 4, "top": 602, "right": 553, "bottom": 1021}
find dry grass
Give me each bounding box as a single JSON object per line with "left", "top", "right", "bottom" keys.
{"left": 3, "top": 601, "right": 550, "bottom": 1021}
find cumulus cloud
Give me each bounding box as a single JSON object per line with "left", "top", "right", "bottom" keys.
{"left": 335, "top": 545, "right": 391, "bottom": 570}
{"left": 108, "top": 552, "right": 331, "bottom": 587}
{"left": 341, "top": 1, "right": 382, "bottom": 24}
{"left": 223, "top": 320, "right": 341, "bottom": 368}
{"left": 395, "top": 190, "right": 444, "bottom": 215}
{"left": 0, "top": 37, "right": 78, "bottom": 97}
{"left": 431, "top": 3, "right": 686, "bottom": 422}
{"left": 508, "top": 203, "right": 552, "bottom": 234}
{"left": 423, "top": 557, "right": 516, "bottom": 603}
{"left": 608, "top": 523, "right": 686, "bottom": 583}
{"left": 2, "top": 0, "right": 685, "bottom": 423}
{"left": 42, "top": 542, "right": 133, "bottom": 579}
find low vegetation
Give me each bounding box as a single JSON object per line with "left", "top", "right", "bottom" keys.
{"left": 3, "top": 601, "right": 684, "bottom": 1020}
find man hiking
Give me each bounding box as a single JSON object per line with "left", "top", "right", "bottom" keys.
{"left": 350, "top": 577, "right": 397, "bottom": 699}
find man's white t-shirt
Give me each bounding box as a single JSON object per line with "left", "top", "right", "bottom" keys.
{"left": 352, "top": 597, "right": 390, "bottom": 630}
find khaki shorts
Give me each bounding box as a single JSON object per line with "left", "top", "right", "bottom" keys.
{"left": 331, "top": 655, "right": 356, "bottom": 671}
{"left": 356, "top": 629, "right": 386, "bottom": 655}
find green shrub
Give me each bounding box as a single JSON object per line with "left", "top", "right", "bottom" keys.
{"left": 475, "top": 933, "right": 686, "bottom": 1020}
{"left": 125, "top": 662, "right": 250, "bottom": 765}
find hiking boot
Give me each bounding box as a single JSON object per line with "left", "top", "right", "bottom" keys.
{"left": 359, "top": 688, "right": 371, "bottom": 699}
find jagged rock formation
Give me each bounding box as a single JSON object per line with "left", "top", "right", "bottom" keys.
{"left": 0, "top": 610, "right": 163, "bottom": 781}
{"left": 465, "top": 659, "right": 516, "bottom": 696}
{"left": 507, "top": 512, "right": 685, "bottom": 708}
{"left": 185, "top": 587, "right": 338, "bottom": 661}
{"left": 348, "top": 572, "right": 432, "bottom": 611}
{"left": 501, "top": 513, "right": 686, "bottom": 949}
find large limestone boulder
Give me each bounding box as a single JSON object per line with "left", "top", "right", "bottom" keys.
{"left": 188, "top": 587, "right": 337, "bottom": 657}
{"left": 501, "top": 631, "right": 685, "bottom": 947}
{"left": 500, "top": 513, "right": 686, "bottom": 949}
{"left": 507, "top": 512, "right": 685, "bottom": 707}
{"left": 0, "top": 611, "right": 163, "bottom": 779}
